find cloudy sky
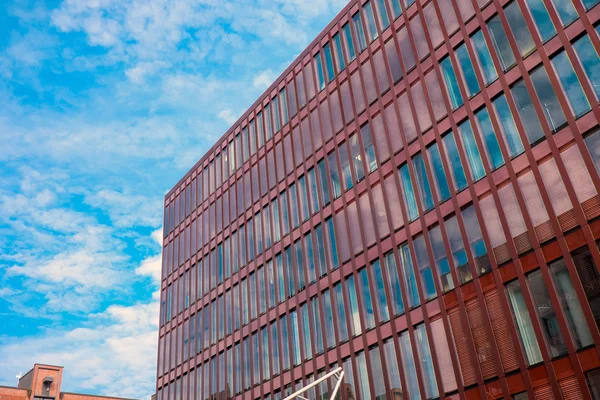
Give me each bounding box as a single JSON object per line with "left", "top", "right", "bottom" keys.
{"left": 0, "top": 0, "right": 346, "bottom": 398}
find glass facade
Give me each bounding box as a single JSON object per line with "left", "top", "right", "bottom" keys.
{"left": 157, "top": 0, "right": 600, "bottom": 399}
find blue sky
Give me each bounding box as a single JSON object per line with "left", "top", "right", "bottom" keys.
{"left": 0, "top": 0, "right": 346, "bottom": 397}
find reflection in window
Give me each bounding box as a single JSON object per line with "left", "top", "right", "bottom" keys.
{"left": 353, "top": 13, "right": 368, "bottom": 52}
{"left": 323, "top": 42, "right": 335, "bottom": 83}
{"left": 528, "top": 269, "right": 568, "bottom": 357}
{"left": 400, "top": 243, "right": 421, "bottom": 307}
{"left": 342, "top": 23, "right": 356, "bottom": 62}
{"left": 384, "top": 252, "right": 405, "bottom": 315}
{"left": 333, "top": 33, "right": 345, "bottom": 72}
{"left": 322, "top": 290, "right": 335, "bottom": 348}
{"left": 487, "top": 15, "right": 517, "bottom": 71}
{"left": 317, "top": 159, "right": 331, "bottom": 206}
{"left": 471, "top": 30, "right": 498, "bottom": 85}
{"left": 462, "top": 205, "right": 491, "bottom": 274}
{"left": 364, "top": 1, "right": 379, "bottom": 42}
{"left": 441, "top": 57, "right": 464, "bottom": 109}
{"left": 493, "top": 94, "right": 525, "bottom": 157}
{"left": 300, "top": 303, "right": 313, "bottom": 360}
{"left": 415, "top": 324, "right": 439, "bottom": 399}
{"left": 311, "top": 297, "right": 324, "bottom": 354}
{"left": 573, "top": 34, "right": 600, "bottom": 99}
{"left": 356, "top": 352, "right": 371, "bottom": 400}
{"left": 458, "top": 120, "right": 486, "bottom": 181}
{"left": 427, "top": 143, "right": 451, "bottom": 201}
{"left": 347, "top": 276, "right": 362, "bottom": 336}
{"left": 369, "top": 346, "right": 386, "bottom": 400}
{"left": 475, "top": 107, "right": 505, "bottom": 169}
{"left": 371, "top": 260, "right": 390, "bottom": 322}
{"left": 413, "top": 153, "right": 435, "bottom": 211}
{"left": 361, "top": 124, "right": 377, "bottom": 173}
{"left": 333, "top": 283, "right": 349, "bottom": 341}
{"left": 328, "top": 152, "right": 342, "bottom": 199}
{"left": 526, "top": 0, "right": 556, "bottom": 41}
{"left": 400, "top": 331, "right": 422, "bottom": 400}
{"left": 359, "top": 268, "right": 376, "bottom": 329}
{"left": 350, "top": 133, "right": 366, "bottom": 181}
{"left": 314, "top": 52, "right": 325, "bottom": 91}
{"left": 552, "top": 0, "right": 578, "bottom": 25}
{"left": 400, "top": 164, "right": 419, "bottom": 221}
{"left": 572, "top": 246, "right": 600, "bottom": 329}
{"left": 507, "top": 279, "right": 543, "bottom": 364}
{"left": 442, "top": 132, "right": 469, "bottom": 191}
{"left": 383, "top": 338, "right": 403, "bottom": 397}
{"left": 390, "top": 0, "right": 402, "bottom": 18}
{"left": 429, "top": 225, "right": 454, "bottom": 291}
{"left": 414, "top": 235, "right": 437, "bottom": 300}
{"left": 530, "top": 66, "right": 567, "bottom": 131}
{"left": 505, "top": 2, "right": 535, "bottom": 56}
{"left": 552, "top": 51, "right": 591, "bottom": 117}
{"left": 549, "top": 259, "right": 594, "bottom": 348}
{"left": 376, "top": 0, "right": 390, "bottom": 29}
{"left": 456, "top": 43, "right": 480, "bottom": 96}
{"left": 511, "top": 80, "right": 545, "bottom": 143}
{"left": 339, "top": 143, "right": 353, "bottom": 191}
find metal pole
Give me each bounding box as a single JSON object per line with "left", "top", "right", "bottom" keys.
{"left": 282, "top": 367, "right": 343, "bottom": 400}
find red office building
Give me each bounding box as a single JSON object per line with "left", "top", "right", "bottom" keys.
{"left": 156, "top": 0, "right": 600, "bottom": 398}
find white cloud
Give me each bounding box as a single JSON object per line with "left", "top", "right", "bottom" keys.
{"left": 218, "top": 108, "right": 238, "bottom": 125}
{"left": 136, "top": 254, "right": 162, "bottom": 283}
{"left": 252, "top": 68, "right": 276, "bottom": 90}
{"left": 85, "top": 189, "right": 162, "bottom": 228}
{"left": 0, "top": 299, "right": 159, "bottom": 399}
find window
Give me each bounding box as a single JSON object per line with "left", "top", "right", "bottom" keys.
{"left": 441, "top": 57, "right": 464, "bottom": 109}
{"left": 314, "top": 52, "right": 326, "bottom": 91}
{"left": 371, "top": 260, "right": 390, "bottom": 322}
{"left": 427, "top": 143, "right": 451, "bottom": 201}
{"left": 273, "top": 94, "right": 282, "bottom": 133}
{"left": 527, "top": 269, "right": 568, "bottom": 357}
{"left": 526, "top": 0, "right": 557, "bottom": 41}
{"left": 511, "top": 80, "right": 545, "bottom": 143}
{"left": 300, "top": 303, "right": 313, "bottom": 360}
{"left": 376, "top": 0, "right": 390, "bottom": 29}
{"left": 586, "top": 368, "right": 600, "bottom": 399}
{"left": 280, "top": 315, "right": 290, "bottom": 370}
{"left": 399, "top": 331, "right": 422, "bottom": 399}
{"left": 572, "top": 246, "right": 600, "bottom": 329}
{"left": 339, "top": 143, "right": 353, "bottom": 190}
{"left": 307, "top": 167, "right": 320, "bottom": 214}
{"left": 332, "top": 33, "right": 345, "bottom": 73}
{"left": 474, "top": 107, "right": 505, "bottom": 170}
{"left": 317, "top": 159, "right": 331, "bottom": 206}
{"left": 505, "top": 2, "right": 536, "bottom": 56}
{"left": 342, "top": 23, "right": 356, "bottom": 62}
{"left": 573, "top": 34, "right": 600, "bottom": 99}
{"left": 355, "top": 352, "right": 371, "bottom": 399}
{"left": 415, "top": 324, "right": 439, "bottom": 399}
{"left": 383, "top": 252, "right": 404, "bottom": 315}
{"left": 390, "top": 0, "right": 402, "bottom": 18}
{"left": 261, "top": 328, "right": 270, "bottom": 380}
{"left": 399, "top": 243, "right": 421, "bottom": 307}
{"left": 311, "top": 297, "right": 324, "bottom": 353}
{"left": 271, "top": 322, "right": 280, "bottom": 376}
{"left": 347, "top": 276, "right": 362, "bottom": 336}
{"left": 323, "top": 42, "right": 335, "bottom": 82}
{"left": 549, "top": 258, "right": 594, "bottom": 348}
{"left": 455, "top": 43, "right": 480, "bottom": 96}
{"left": 487, "top": 15, "right": 517, "bottom": 71}
{"left": 553, "top": 0, "right": 578, "bottom": 25}
{"left": 471, "top": 30, "right": 498, "bottom": 84}
{"left": 462, "top": 205, "right": 491, "bottom": 274}
{"left": 400, "top": 164, "right": 419, "bottom": 221}
{"left": 458, "top": 120, "right": 486, "bottom": 181}
{"left": 295, "top": 239, "right": 306, "bottom": 290}
{"left": 361, "top": 124, "right": 377, "bottom": 172}
{"left": 328, "top": 152, "right": 342, "bottom": 199}
{"left": 414, "top": 235, "right": 437, "bottom": 300}
{"left": 507, "top": 279, "right": 543, "bottom": 364}
{"left": 530, "top": 65, "right": 567, "bottom": 130}
{"left": 280, "top": 88, "right": 289, "bottom": 125}
{"left": 552, "top": 51, "right": 591, "bottom": 117}
{"left": 364, "top": 1, "right": 379, "bottom": 41}
{"left": 333, "top": 283, "right": 349, "bottom": 341}
{"left": 350, "top": 133, "right": 366, "bottom": 181}
{"left": 493, "top": 94, "right": 525, "bottom": 157}
{"left": 289, "top": 183, "right": 300, "bottom": 228}
{"left": 352, "top": 13, "right": 368, "bottom": 52}
{"left": 290, "top": 310, "right": 301, "bottom": 365}
{"left": 429, "top": 225, "right": 454, "bottom": 291}
{"left": 413, "top": 153, "right": 435, "bottom": 210}
{"left": 442, "top": 132, "right": 469, "bottom": 191}
{"left": 359, "top": 268, "right": 376, "bottom": 329}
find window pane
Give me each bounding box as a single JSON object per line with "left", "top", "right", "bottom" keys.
{"left": 355, "top": 352, "right": 371, "bottom": 399}
{"left": 369, "top": 346, "right": 386, "bottom": 400}
{"left": 507, "top": 279, "right": 543, "bottom": 365}
{"left": 311, "top": 297, "right": 324, "bottom": 353}
{"left": 475, "top": 107, "right": 505, "bottom": 169}
{"left": 400, "top": 331, "right": 422, "bottom": 400}
{"left": 487, "top": 15, "right": 517, "bottom": 71}
{"left": 371, "top": 260, "right": 390, "bottom": 321}
{"left": 383, "top": 339, "right": 403, "bottom": 396}
{"left": 390, "top": 0, "right": 402, "bottom": 18}
{"left": 343, "top": 23, "right": 356, "bottom": 61}
{"left": 552, "top": 0, "right": 578, "bottom": 25}
{"left": 525, "top": 0, "right": 557, "bottom": 41}
{"left": 493, "top": 94, "right": 525, "bottom": 157}
{"left": 552, "top": 51, "right": 591, "bottom": 117}
{"left": 550, "top": 259, "right": 594, "bottom": 348}
{"left": 505, "top": 2, "right": 535, "bottom": 56}
{"left": 429, "top": 225, "right": 454, "bottom": 291}
{"left": 353, "top": 13, "right": 368, "bottom": 52}
{"left": 456, "top": 43, "right": 480, "bottom": 96}
{"left": 400, "top": 164, "right": 419, "bottom": 221}
{"left": 339, "top": 143, "right": 353, "bottom": 191}
{"left": 364, "top": 1, "right": 379, "bottom": 41}
{"left": 323, "top": 42, "right": 335, "bottom": 83}
{"left": 322, "top": 291, "right": 335, "bottom": 348}
{"left": 414, "top": 235, "right": 437, "bottom": 300}
{"left": 530, "top": 65, "right": 567, "bottom": 130}
{"left": 511, "top": 80, "right": 545, "bottom": 143}
{"left": 527, "top": 269, "right": 568, "bottom": 357}
{"left": 384, "top": 252, "right": 405, "bottom": 315}
{"left": 400, "top": 243, "right": 421, "bottom": 307}
{"left": 333, "top": 33, "right": 345, "bottom": 72}
{"left": 317, "top": 159, "right": 331, "bottom": 206}
{"left": 471, "top": 30, "right": 498, "bottom": 85}
{"left": 413, "top": 153, "right": 435, "bottom": 210}
{"left": 359, "top": 268, "right": 376, "bottom": 329}
{"left": 315, "top": 52, "right": 325, "bottom": 91}
{"left": 458, "top": 120, "right": 486, "bottom": 181}
{"left": 350, "top": 133, "right": 366, "bottom": 181}
{"left": 334, "top": 283, "right": 349, "bottom": 341}
{"left": 441, "top": 57, "right": 464, "bottom": 109}
{"left": 442, "top": 132, "right": 469, "bottom": 190}
{"left": 361, "top": 124, "right": 377, "bottom": 173}
{"left": 462, "top": 205, "right": 491, "bottom": 274}
{"left": 572, "top": 246, "right": 600, "bottom": 330}
{"left": 347, "top": 276, "right": 362, "bottom": 336}
{"left": 300, "top": 303, "right": 313, "bottom": 360}
{"left": 415, "top": 324, "right": 439, "bottom": 399}
{"left": 427, "top": 143, "right": 451, "bottom": 201}
{"left": 573, "top": 34, "right": 600, "bottom": 99}
{"left": 376, "top": 0, "right": 390, "bottom": 29}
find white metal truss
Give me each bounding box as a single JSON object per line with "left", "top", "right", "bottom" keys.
{"left": 282, "top": 367, "right": 344, "bottom": 400}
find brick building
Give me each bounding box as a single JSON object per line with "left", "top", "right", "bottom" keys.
{"left": 0, "top": 364, "right": 137, "bottom": 400}
{"left": 156, "top": 0, "right": 600, "bottom": 398}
